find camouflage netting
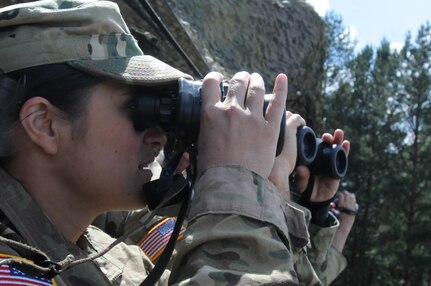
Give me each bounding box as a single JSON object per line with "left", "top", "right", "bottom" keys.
{"left": 1, "top": 0, "right": 325, "bottom": 131}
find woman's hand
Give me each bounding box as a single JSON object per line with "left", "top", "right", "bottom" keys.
{"left": 197, "top": 72, "right": 287, "bottom": 178}
{"left": 269, "top": 112, "right": 305, "bottom": 197}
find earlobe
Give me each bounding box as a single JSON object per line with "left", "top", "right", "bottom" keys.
{"left": 19, "top": 97, "right": 59, "bottom": 155}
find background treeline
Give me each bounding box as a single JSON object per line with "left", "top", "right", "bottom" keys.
{"left": 322, "top": 12, "right": 431, "bottom": 286}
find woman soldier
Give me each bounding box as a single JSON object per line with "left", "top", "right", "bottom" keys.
{"left": 0, "top": 0, "right": 349, "bottom": 285}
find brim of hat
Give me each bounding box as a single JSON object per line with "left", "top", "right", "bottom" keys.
{"left": 67, "top": 55, "right": 193, "bottom": 86}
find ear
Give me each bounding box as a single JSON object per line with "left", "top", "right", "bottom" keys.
{"left": 19, "top": 97, "right": 63, "bottom": 155}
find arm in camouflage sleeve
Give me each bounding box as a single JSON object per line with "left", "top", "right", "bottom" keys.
{"left": 308, "top": 191, "right": 357, "bottom": 284}
{"left": 285, "top": 129, "right": 351, "bottom": 284}
{"left": 307, "top": 216, "right": 347, "bottom": 285}
{"left": 169, "top": 166, "right": 326, "bottom": 285}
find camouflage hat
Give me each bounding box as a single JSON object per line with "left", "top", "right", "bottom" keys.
{"left": 0, "top": 0, "right": 192, "bottom": 86}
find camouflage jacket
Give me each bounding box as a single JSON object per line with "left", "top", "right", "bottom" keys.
{"left": 169, "top": 166, "right": 347, "bottom": 285}
{"left": 93, "top": 166, "right": 348, "bottom": 285}
{"left": 0, "top": 167, "right": 169, "bottom": 286}
{"left": 0, "top": 166, "right": 346, "bottom": 285}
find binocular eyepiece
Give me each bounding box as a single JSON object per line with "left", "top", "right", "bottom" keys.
{"left": 296, "top": 126, "right": 348, "bottom": 179}
{"left": 132, "top": 78, "right": 285, "bottom": 156}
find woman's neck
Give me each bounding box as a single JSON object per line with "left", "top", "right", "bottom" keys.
{"left": 9, "top": 158, "right": 100, "bottom": 243}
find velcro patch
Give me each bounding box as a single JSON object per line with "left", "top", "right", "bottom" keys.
{"left": 0, "top": 253, "right": 57, "bottom": 285}
{"left": 138, "top": 217, "right": 186, "bottom": 262}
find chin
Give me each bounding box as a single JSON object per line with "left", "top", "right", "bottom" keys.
{"left": 125, "top": 185, "right": 148, "bottom": 208}
{"left": 140, "top": 169, "right": 154, "bottom": 183}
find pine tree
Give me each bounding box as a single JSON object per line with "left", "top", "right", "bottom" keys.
{"left": 395, "top": 22, "right": 431, "bottom": 286}
{"left": 321, "top": 13, "right": 430, "bottom": 286}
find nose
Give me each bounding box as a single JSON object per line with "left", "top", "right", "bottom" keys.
{"left": 142, "top": 127, "right": 167, "bottom": 150}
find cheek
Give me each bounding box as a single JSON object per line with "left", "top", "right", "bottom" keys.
{"left": 80, "top": 119, "right": 141, "bottom": 181}
{"left": 86, "top": 129, "right": 143, "bottom": 197}
{"left": 101, "top": 124, "right": 142, "bottom": 163}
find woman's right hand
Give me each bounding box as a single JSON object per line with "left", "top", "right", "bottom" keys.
{"left": 197, "top": 71, "right": 288, "bottom": 178}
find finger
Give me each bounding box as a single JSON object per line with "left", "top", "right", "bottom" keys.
{"left": 333, "top": 129, "right": 345, "bottom": 145}
{"left": 347, "top": 192, "right": 356, "bottom": 204}
{"left": 338, "top": 192, "right": 347, "bottom": 205}
{"left": 342, "top": 190, "right": 352, "bottom": 196}
{"left": 201, "top": 72, "right": 224, "bottom": 109}
{"left": 266, "top": 73, "right": 288, "bottom": 127}
{"left": 225, "top": 71, "right": 250, "bottom": 109}
{"left": 321, "top": 132, "right": 333, "bottom": 143}
{"left": 342, "top": 140, "right": 351, "bottom": 155}
{"left": 285, "top": 111, "right": 293, "bottom": 120}
{"left": 245, "top": 73, "right": 265, "bottom": 115}
{"left": 344, "top": 192, "right": 356, "bottom": 207}
{"left": 322, "top": 129, "right": 344, "bottom": 145}
{"left": 175, "top": 152, "right": 190, "bottom": 174}
{"left": 294, "top": 165, "right": 310, "bottom": 193}
{"left": 346, "top": 197, "right": 355, "bottom": 209}
{"left": 286, "top": 113, "right": 306, "bottom": 129}
{"left": 339, "top": 191, "right": 346, "bottom": 198}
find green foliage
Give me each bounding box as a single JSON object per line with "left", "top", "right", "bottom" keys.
{"left": 322, "top": 12, "right": 356, "bottom": 93}
{"left": 323, "top": 14, "right": 431, "bottom": 286}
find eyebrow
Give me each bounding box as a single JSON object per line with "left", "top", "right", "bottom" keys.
{"left": 111, "top": 88, "right": 134, "bottom": 106}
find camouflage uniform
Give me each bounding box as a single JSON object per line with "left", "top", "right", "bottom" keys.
{"left": 92, "top": 208, "right": 185, "bottom": 265}
{"left": 0, "top": 164, "right": 345, "bottom": 285}
{"left": 170, "top": 166, "right": 346, "bottom": 285}
{"left": 0, "top": 1, "right": 346, "bottom": 285}
{"left": 92, "top": 209, "right": 156, "bottom": 246}
{"left": 0, "top": 168, "right": 171, "bottom": 285}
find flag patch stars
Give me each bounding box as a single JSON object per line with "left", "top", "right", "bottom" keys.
{"left": 0, "top": 253, "right": 56, "bottom": 286}
{"left": 138, "top": 217, "right": 186, "bottom": 262}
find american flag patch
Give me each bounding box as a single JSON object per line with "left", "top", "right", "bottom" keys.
{"left": 0, "top": 254, "right": 56, "bottom": 286}
{"left": 138, "top": 217, "right": 186, "bottom": 262}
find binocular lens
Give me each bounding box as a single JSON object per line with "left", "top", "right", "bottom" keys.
{"left": 296, "top": 126, "right": 348, "bottom": 179}
{"left": 296, "top": 126, "right": 318, "bottom": 165}
{"left": 311, "top": 143, "right": 348, "bottom": 179}
{"left": 334, "top": 146, "right": 348, "bottom": 178}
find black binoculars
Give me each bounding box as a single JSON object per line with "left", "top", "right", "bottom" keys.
{"left": 296, "top": 126, "right": 348, "bottom": 179}
{"left": 132, "top": 78, "right": 347, "bottom": 178}
{"left": 132, "top": 78, "right": 285, "bottom": 156}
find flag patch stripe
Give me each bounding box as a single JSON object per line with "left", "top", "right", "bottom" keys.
{"left": 0, "top": 254, "right": 56, "bottom": 286}
{"left": 138, "top": 218, "right": 186, "bottom": 262}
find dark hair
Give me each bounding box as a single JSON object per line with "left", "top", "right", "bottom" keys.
{"left": 9, "top": 64, "right": 102, "bottom": 121}
{"left": 0, "top": 64, "right": 102, "bottom": 160}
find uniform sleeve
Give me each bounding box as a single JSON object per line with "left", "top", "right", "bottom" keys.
{"left": 306, "top": 214, "right": 348, "bottom": 284}
{"left": 169, "top": 166, "right": 320, "bottom": 285}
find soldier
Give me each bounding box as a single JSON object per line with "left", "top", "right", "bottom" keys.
{"left": 0, "top": 1, "right": 349, "bottom": 285}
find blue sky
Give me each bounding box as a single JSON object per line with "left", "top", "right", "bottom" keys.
{"left": 306, "top": 0, "right": 431, "bottom": 51}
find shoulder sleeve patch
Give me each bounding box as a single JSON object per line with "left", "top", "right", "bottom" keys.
{"left": 137, "top": 217, "right": 186, "bottom": 263}
{"left": 0, "top": 253, "right": 57, "bottom": 285}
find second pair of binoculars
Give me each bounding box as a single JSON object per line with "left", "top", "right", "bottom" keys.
{"left": 295, "top": 126, "right": 348, "bottom": 179}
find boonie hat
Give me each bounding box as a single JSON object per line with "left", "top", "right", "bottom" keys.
{"left": 0, "top": 0, "right": 192, "bottom": 85}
